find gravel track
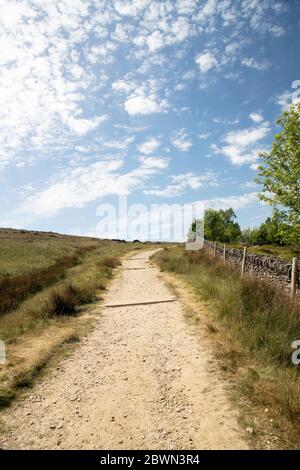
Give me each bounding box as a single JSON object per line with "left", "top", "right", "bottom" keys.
{"left": 0, "top": 250, "right": 248, "bottom": 449}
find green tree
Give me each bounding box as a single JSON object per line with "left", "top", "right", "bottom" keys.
{"left": 241, "top": 227, "right": 259, "bottom": 245}
{"left": 256, "top": 103, "right": 300, "bottom": 225}
{"left": 257, "top": 210, "right": 299, "bottom": 246}
{"left": 191, "top": 208, "right": 242, "bottom": 243}
{"left": 241, "top": 211, "right": 300, "bottom": 246}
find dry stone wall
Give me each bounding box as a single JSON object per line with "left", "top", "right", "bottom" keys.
{"left": 204, "top": 241, "right": 299, "bottom": 292}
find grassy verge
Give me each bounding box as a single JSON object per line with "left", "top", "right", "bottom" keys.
{"left": 0, "top": 234, "right": 146, "bottom": 409}
{"left": 0, "top": 249, "right": 94, "bottom": 315}
{"left": 153, "top": 246, "right": 300, "bottom": 449}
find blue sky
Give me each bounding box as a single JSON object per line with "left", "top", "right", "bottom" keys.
{"left": 0, "top": 0, "right": 300, "bottom": 240}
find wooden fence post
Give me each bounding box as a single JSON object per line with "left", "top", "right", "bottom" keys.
{"left": 291, "top": 257, "right": 298, "bottom": 297}
{"left": 213, "top": 242, "right": 217, "bottom": 257}
{"left": 241, "top": 246, "right": 247, "bottom": 277}
{"left": 223, "top": 244, "right": 226, "bottom": 263}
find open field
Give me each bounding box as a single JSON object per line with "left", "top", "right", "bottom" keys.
{"left": 0, "top": 228, "right": 101, "bottom": 276}
{"left": 153, "top": 246, "right": 300, "bottom": 449}
{"left": 0, "top": 229, "right": 150, "bottom": 408}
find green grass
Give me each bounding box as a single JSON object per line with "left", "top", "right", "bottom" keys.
{"left": 153, "top": 246, "right": 300, "bottom": 447}
{"left": 0, "top": 230, "right": 100, "bottom": 276}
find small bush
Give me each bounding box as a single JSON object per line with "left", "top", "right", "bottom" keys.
{"left": 74, "top": 284, "right": 97, "bottom": 304}
{"left": 47, "top": 281, "right": 100, "bottom": 317}
{"left": 0, "top": 388, "right": 15, "bottom": 408}
{"left": 48, "top": 284, "right": 78, "bottom": 316}
{"left": 100, "top": 256, "right": 121, "bottom": 268}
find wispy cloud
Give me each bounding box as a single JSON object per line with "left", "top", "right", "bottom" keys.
{"left": 144, "top": 171, "right": 218, "bottom": 197}
{"left": 17, "top": 156, "right": 169, "bottom": 220}
{"left": 211, "top": 123, "right": 271, "bottom": 166}
{"left": 137, "top": 137, "right": 160, "bottom": 154}
{"left": 171, "top": 128, "right": 193, "bottom": 152}
{"left": 249, "top": 112, "right": 264, "bottom": 123}
{"left": 241, "top": 57, "right": 271, "bottom": 71}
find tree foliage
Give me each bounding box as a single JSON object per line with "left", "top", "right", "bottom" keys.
{"left": 190, "top": 208, "right": 242, "bottom": 243}
{"left": 256, "top": 103, "right": 300, "bottom": 225}
{"left": 241, "top": 209, "right": 300, "bottom": 246}
{"left": 188, "top": 208, "right": 299, "bottom": 246}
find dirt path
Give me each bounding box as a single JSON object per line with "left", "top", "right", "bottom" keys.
{"left": 0, "top": 251, "right": 248, "bottom": 450}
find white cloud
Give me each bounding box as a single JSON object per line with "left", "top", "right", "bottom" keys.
{"left": 87, "top": 42, "right": 117, "bottom": 64}
{"left": 171, "top": 129, "right": 193, "bottom": 152}
{"left": 0, "top": 0, "right": 288, "bottom": 171}
{"left": 17, "top": 156, "right": 169, "bottom": 220}
{"left": 211, "top": 124, "right": 271, "bottom": 166}
{"left": 174, "top": 83, "right": 186, "bottom": 91}
{"left": 249, "top": 112, "right": 264, "bottom": 123}
{"left": 213, "top": 117, "right": 239, "bottom": 125}
{"left": 176, "top": 0, "right": 197, "bottom": 15}
{"left": 224, "top": 126, "right": 270, "bottom": 148}
{"left": 195, "top": 51, "right": 218, "bottom": 73}
{"left": 121, "top": 78, "right": 169, "bottom": 116}
{"left": 201, "top": 191, "right": 258, "bottom": 211}
{"left": 0, "top": 0, "right": 117, "bottom": 167}
{"left": 133, "top": 12, "right": 194, "bottom": 52}
{"left": 274, "top": 85, "right": 300, "bottom": 110}
{"left": 241, "top": 57, "right": 271, "bottom": 70}
{"left": 112, "top": 79, "right": 135, "bottom": 94}
{"left": 124, "top": 95, "right": 167, "bottom": 115}
{"left": 114, "top": 0, "right": 150, "bottom": 17}
{"left": 103, "top": 136, "right": 135, "bottom": 150}
{"left": 137, "top": 137, "right": 160, "bottom": 154}
{"left": 64, "top": 115, "right": 107, "bottom": 136}
{"left": 114, "top": 124, "right": 150, "bottom": 133}
{"left": 275, "top": 90, "right": 293, "bottom": 110}
{"left": 144, "top": 171, "right": 218, "bottom": 197}
{"left": 225, "top": 41, "right": 241, "bottom": 56}
{"left": 198, "top": 132, "right": 212, "bottom": 140}
{"left": 194, "top": 0, "right": 217, "bottom": 22}
{"left": 182, "top": 70, "right": 196, "bottom": 80}
{"left": 111, "top": 23, "right": 134, "bottom": 42}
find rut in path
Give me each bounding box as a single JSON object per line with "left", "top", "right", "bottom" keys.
{"left": 0, "top": 251, "right": 248, "bottom": 450}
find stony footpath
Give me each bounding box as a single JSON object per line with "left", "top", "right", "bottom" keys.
{"left": 0, "top": 251, "right": 248, "bottom": 450}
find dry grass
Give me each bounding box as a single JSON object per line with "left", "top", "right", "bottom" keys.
{"left": 100, "top": 255, "right": 121, "bottom": 269}
{"left": 0, "top": 254, "right": 82, "bottom": 315}
{"left": 47, "top": 282, "right": 99, "bottom": 317}
{"left": 47, "top": 284, "right": 78, "bottom": 316}
{"left": 153, "top": 246, "right": 300, "bottom": 448}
